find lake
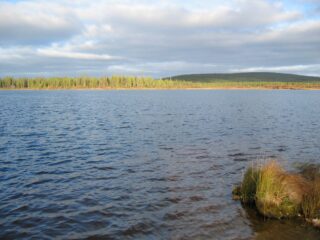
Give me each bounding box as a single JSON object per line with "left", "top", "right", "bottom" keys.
{"left": 1, "top": 90, "right": 320, "bottom": 239}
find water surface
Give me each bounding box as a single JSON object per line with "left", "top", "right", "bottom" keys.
{"left": 1, "top": 90, "right": 320, "bottom": 239}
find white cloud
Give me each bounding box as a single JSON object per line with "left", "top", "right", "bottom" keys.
{"left": 255, "top": 20, "right": 320, "bottom": 43}
{"left": 0, "top": 0, "right": 319, "bottom": 76}
{"left": 234, "top": 64, "right": 320, "bottom": 76}
{"left": 0, "top": 1, "right": 81, "bottom": 45}
{"left": 0, "top": 47, "right": 34, "bottom": 62}
{"left": 82, "top": 0, "right": 300, "bottom": 26}
{"left": 37, "top": 49, "right": 118, "bottom": 61}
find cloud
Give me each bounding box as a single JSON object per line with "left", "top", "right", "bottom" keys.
{"left": 77, "top": 0, "right": 301, "bottom": 28}
{"left": 255, "top": 20, "right": 320, "bottom": 44}
{"left": 0, "top": 0, "right": 319, "bottom": 77}
{"left": 0, "top": 47, "right": 32, "bottom": 62}
{"left": 37, "top": 49, "right": 119, "bottom": 61}
{"left": 234, "top": 64, "right": 320, "bottom": 76}
{"left": 0, "top": 1, "right": 81, "bottom": 45}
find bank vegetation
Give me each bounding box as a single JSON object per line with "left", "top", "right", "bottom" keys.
{"left": 1, "top": 76, "right": 320, "bottom": 90}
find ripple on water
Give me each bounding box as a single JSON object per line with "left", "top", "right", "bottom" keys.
{"left": 1, "top": 90, "right": 320, "bottom": 239}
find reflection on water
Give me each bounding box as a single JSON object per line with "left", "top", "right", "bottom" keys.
{"left": 0, "top": 90, "right": 320, "bottom": 239}
{"left": 242, "top": 206, "right": 320, "bottom": 240}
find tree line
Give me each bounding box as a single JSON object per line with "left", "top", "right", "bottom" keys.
{"left": 0, "top": 76, "right": 192, "bottom": 89}
{"left": 0, "top": 76, "right": 320, "bottom": 89}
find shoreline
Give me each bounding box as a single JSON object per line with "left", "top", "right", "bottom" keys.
{"left": 1, "top": 87, "right": 320, "bottom": 91}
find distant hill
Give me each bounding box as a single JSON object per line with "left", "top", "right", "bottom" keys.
{"left": 167, "top": 72, "right": 320, "bottom": 82}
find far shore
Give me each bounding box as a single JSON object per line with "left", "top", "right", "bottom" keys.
{"left": 1, "top": 87, "right": 320, "bottom": 91}
{"left": 1, "top": 75, "right": 320, "bottom": 90}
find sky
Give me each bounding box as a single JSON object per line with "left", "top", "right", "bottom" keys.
{"left": 0, "top": 0, "right": 320, "bottom": 77}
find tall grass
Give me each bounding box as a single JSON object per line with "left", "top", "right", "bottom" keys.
{"left": 235, "top": 160, "right": 314, "bottom": 219}
{"left": 302, "top": 180, "right": 320, "bottom": 219}
{"left": 255, "top": 161, "right": 310, "bottom": 218}
{"left": 239, "top": 167, "right": 260, "bottom": 203}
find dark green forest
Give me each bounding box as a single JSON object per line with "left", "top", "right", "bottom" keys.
{"left": 168, "top": 72, "right": 320, "bottom": 82}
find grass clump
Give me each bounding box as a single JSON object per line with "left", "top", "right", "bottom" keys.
{"left": 255, "top": 161, "right": 311, "bottom": 218}
{"left": 234, "top": 160, "right": 314, "bottom": 219}
{"left": 234, "top": 160, "right": 320, "bottom": 227}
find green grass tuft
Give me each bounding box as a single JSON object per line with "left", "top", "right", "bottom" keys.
{"left": 255, "top": 161, "right": 310, "bottom": 218}
{"left": 234, "top": 160, "right": 320, "bottom": 227}
{"left": 234, "top": 160, "right": 313, "bottom": 219}
{"left": 240, "top": 167, "right": 260, "bottom": 204}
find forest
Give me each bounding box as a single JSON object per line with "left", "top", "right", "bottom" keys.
{"left": 1, "top": 74, "right": 320, "bottom": 89}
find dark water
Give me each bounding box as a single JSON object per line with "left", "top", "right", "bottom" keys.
{"left": 1, "top": 90, "right": 320, "bottom": 239}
